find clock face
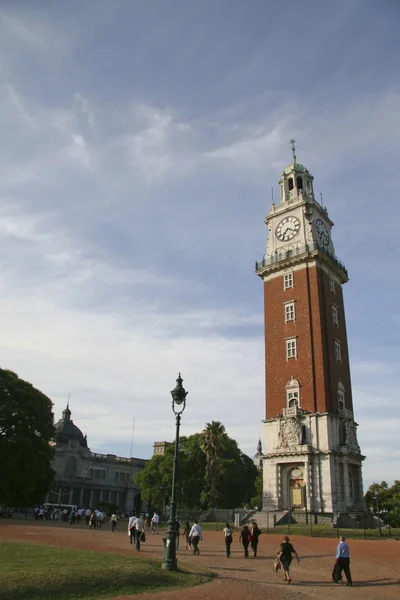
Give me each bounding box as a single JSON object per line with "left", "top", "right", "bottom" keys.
{"left": 315, "top": 218, "right": 330, "bottom": 246}
{"left": 275, "top": 216, "right": 301, "bottom": 242}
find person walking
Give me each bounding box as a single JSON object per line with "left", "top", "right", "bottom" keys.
{"left": 334, "top": 536, "right": 352, "bottom": 586}
{"left": 110, "top": 513, "right": 118, "bottom": 532}
{"left": 89, "top": 511, "right": 97, "bottom": 530}
{"left": 223, "top": 522, "right": 233, "bottom": 558}
{"left": 175, "top": 519, "right": 181, "bottom": 550}
{"left": 184, "top": 521, "right": 191, "bottom": 550}
{"left": 85, "top": 508, "right": 91, "bottom": 525}
{"left": 127, "top": 514, "right": 136, "bottom": 545}
{"left": 151, "top": 512, "right": 159, "bottom": 534}
{"left": 278, "top": 535, "right": 300, "bottom": 583}
{"left": 134, "top": 515, "right": 145, "bottom": 551}
{"left": 239, "top": 525, "right": 251, "bottom": 558}
{"left": 250, "top": 522, "right": 262, "bottom": 557}
{"left": 189, "top": 521, "right": 203, "bottom": 555}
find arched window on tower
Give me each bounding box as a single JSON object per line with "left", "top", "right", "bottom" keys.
{"left": 286, "top": 376, "right": 300, "bottom": 409}
{"left": 338, "top": 381, "right": 345, "bottom": 411}
{"left": 296, "top": 176, "right": 303, "bottom": 190}
{"left": 288, "top": 177, "right": 294, "bottom": 191}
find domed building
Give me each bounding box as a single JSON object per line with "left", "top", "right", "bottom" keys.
{"left": 45, "top": 404, "right": 147, "bottom": 512}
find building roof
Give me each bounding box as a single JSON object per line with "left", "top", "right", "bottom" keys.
{"left": 283, "top": 162, "right": 308, "bottom": 175}
{"left": 55, "top": 404, "right": 88, "bottom": 448}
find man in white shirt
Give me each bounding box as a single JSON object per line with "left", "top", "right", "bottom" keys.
{"left": 127, "top": 514, "right": 136, "bottom": 545}
{"left": 189, "top": 521, "right": 203, "bottom": 555}
{"left": 134, "top": 515, "right": 145, "bottom": 551}
{"left": 151, "top": 512, "right": 159, "bottom": 534}
{"left": 85, "top": 508, "right": 91, "bottom": 526}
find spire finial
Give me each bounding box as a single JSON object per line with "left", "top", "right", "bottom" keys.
{"left": 67, "top": 393, "right": 70, "bottom": 410}
{"left": 290, "top": 138, "right": 297, "bottom": 165}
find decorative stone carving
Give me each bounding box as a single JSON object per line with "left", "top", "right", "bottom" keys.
{"left": 279, "top": 417, "right": 302, "bottom": 449}
{"left": 345, "top": 420, "right": 360, "bottom": 452}
{"left": 289, "top": 467, "right": 304, "bottom": 480}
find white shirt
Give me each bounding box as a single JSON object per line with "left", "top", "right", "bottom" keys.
{"left": 189, "top": 524, "right": 202, "bottom": 538}
{"left": 127, "top": 516, "right": 136, "bottom": 531}
{"left": 85, "top": 509, "right": 91, "bottom": 516}
{"left": 135, "top": 517, "right": 145, "bottom": 532}
{"left": 152, "top": 513, "right": 159, "bottom": 523}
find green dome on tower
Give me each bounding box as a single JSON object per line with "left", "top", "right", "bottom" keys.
{"left": 283, "top": 162, "right": 308, "bottom": 175}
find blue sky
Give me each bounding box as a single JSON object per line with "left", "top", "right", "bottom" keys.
{"left": 0, "top": 0, "right": 399, "bottom": 489}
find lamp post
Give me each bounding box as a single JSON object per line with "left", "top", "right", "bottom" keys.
{"left": 161, "top": 373, "right": 188, "bottom": 571}
{"left": 374, "top": 492, "right": 382, "bottom": 536}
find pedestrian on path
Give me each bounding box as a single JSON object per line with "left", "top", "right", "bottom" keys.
{"left": 278, "top": 535, "right": 300, "bottom": 583}
{"left": 189, "top": 521, "right": 203, "bottom": 555}
{"left": 239, "top": 524, "right": 251, "bottom": 559}
{"left": 223, "top": 522, "right": 233, "bottom": 558}
{"left": 250, "top": 521, "right": 262, "bottom": 557}
{"left": 334, "top": 536, "right": 352, "bottom": 586}
{"left": 184, "top": 521, "right": 191, "bottom": 550}
{"left": 134, "top": 515, "right": 145, "bottom": 551}
{"left": 127, "top": 514, "right": 136, "bottom": 545}
{"left": 110, "top": 513, "right": 118, "bottom": 532}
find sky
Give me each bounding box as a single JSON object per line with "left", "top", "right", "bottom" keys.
{"left": 0, "top": 0, "right": 399, "bottom": 489}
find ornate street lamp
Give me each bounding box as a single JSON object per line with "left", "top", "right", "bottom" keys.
{"left": 161, "top": 373, "right": 188, "bottom": 571}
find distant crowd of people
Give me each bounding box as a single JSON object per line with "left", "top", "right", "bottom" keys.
{"left": 28, "top": 508, "right": 355, "bottom": 585}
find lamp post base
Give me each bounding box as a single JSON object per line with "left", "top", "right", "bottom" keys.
{"left": 161, "top": 557, "right": 178, "bottom": 571}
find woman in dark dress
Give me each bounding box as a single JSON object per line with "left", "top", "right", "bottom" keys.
{"left": 239, "top": 525, "right": 251, "bottom": 558}
{"left": 250, "top": 522, "right": 262, "bottom": 557}
{"left": 278, "top": 535, "right": 300, "bottom": 583}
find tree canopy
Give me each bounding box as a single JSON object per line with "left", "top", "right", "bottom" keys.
{"left": 136, "top": 422, "right": 258, "bottom": 512}
{"left": 365, "top": 481, "right": 400, "bottom": 527}
{"left": 0, "top": 368, "right": 55, "bottom": 506}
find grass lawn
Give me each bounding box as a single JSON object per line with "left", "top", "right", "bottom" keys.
{"left": 0, "top": 542, "right": 210, "bottom": 600}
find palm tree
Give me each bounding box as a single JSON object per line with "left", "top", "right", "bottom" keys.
{"left": 201, "top": 421, "right": 228, "bottom": 508}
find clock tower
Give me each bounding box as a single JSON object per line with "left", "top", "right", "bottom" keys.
{"left": 255, "top": 141, "right": 366, "bottom": 518}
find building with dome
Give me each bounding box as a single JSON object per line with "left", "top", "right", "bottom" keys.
{"left": 44, "top": 404, "right": 147, "bottom": 512}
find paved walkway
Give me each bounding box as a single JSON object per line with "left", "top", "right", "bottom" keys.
{"left": 1, "top": 521, "right": 399, "bottom": 600}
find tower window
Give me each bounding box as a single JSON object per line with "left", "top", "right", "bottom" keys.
{"left": 287, "top": 391, "right": 299, "bottom": 407}
{"left": 335, "top": 340, "right": 342, "bottom": 363}
{"left": 296, "top": 176, "right": 303, "bottom": 190}
{"left": 286, "top": 338, "right": 297, "bottom": 359}
{"left": 329, "top": 275, "right": 336, "bottom": 293}
{"left": 338, "top": 381, "right": 345, "bottom": 410}
{"left": 284, "top": 272, "right": 294, "bottom": 289}
{"left": 332, "top": 305, "right": 339, "bottom": 327}
{"left": 288, "top": 177, "right": 294, "bottom": 191}
{"left": 285, "top": 302, "right": 295, "bottom": 322}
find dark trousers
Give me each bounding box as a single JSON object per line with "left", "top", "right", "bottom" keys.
{"left": 225, "top": 536, "right": 232, "bottom": 557}
{"left": 251, "top": 540, "right": 258, "bottom": 557}
{"left": 111, "top": 521, "right": 117, "bottom": 532}
{"left": 192, "top": 535, "right": 200, "bottom": 555}
{"left": 129, "top": 528, "right": 135, "bottom": 544}
{"left": 242, "top": 542, "right": 249, "bottom": 558}
{"left": 135, "top": 530, "right": 142, "bottom": 551}
{"left": 336, "top": 557, "right": 352, "bottom": 585}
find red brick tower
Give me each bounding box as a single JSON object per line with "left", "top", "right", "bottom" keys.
{"left": 255, "top": 141, "right": 365, "bottom": 516}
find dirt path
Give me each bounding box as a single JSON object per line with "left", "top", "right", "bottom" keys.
{"left": 1, "top": 520, "right": 399, "bottom": 600}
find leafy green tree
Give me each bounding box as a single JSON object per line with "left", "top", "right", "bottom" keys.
{"left": 137, "top": 425, "right": 258, "bottom": 511}
{"left": 365, "top": 481, "right": 400, "bottom": 526}
{"left": 201, "top": 421, "right": 228, "bottom": 508}
{"left": 0, "top": 368, "right": 55, "bottom": 506}
{"left": 249, "top": 469, "right": 263, "bottom": 509}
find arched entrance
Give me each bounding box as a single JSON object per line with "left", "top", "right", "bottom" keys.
{"left": 288, "top": 467, "right": 304, "bottom": 509}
